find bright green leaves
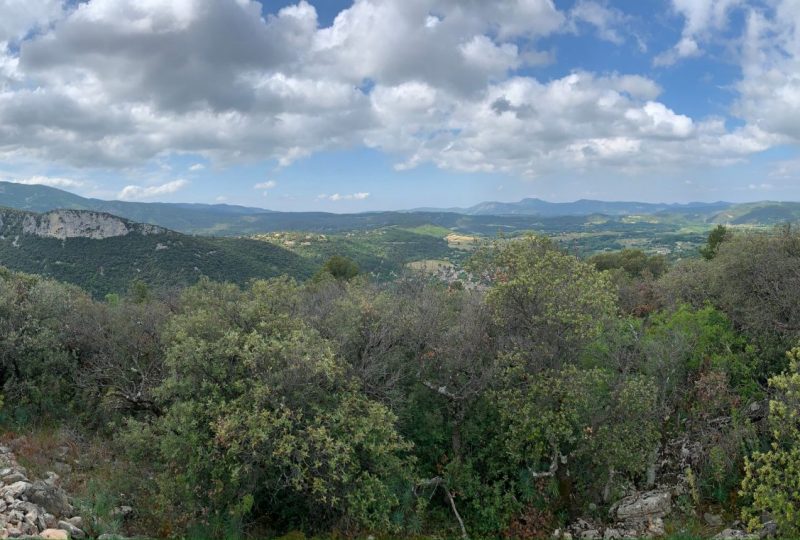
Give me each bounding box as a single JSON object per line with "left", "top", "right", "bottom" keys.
{"left": 741, "top": 347, "right": 800, "bottom": 536}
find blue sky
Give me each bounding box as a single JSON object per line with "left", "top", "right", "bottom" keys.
{"left": 1, "top": 0, "right": 799, "bottom": 211}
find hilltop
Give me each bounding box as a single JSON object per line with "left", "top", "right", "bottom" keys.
{"left": 0, "top": 207, "right": 312, "bottom": 297}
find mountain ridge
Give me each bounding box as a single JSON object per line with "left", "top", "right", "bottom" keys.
{"left": 0, "top": 206, "right": 312, "bottom": 297}
{"left": 413, "top": 197, "right": 735, "bottom": 217}
{"left": 3, "top": 182, "right": 800, "bottom": 236}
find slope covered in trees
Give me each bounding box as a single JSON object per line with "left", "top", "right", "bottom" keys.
{"left": 0, "top": 208, "right": 313, "bottom": 296}
{"left": 1, "top": 227, "right": 800, "bottom": 539}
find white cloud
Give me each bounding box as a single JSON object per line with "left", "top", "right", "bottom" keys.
{"left": 655, "top": 0, "right": 743, "bottom": 65}
{"left": 8, "top": 175, "right": 85, "bottom": 188}
{"left": 0, "top": 0, "right": 780, "bottom": 183}
{"left": 748, "top": 182, "right": 773, "bottom": 190}
{"left": 569, "top": 1, "right": 628, "bottom": 45}
{"left": 254, "top": 180, "right": 277, "bottom": 190}
{"left": 730, "top": 2, "right": 800, "bottom": 146}
{"left": 319, "top": 192, "right": 370, "bottom": 201}
{"left": 254, "top": 180, "right": 277, "bottom": 195}
{"left": 0, "top": 0, "right": 64, "bottom": 44}
{"left": 189, "top": 163, "right": 205, "bottom": 171}
{"left": 117, "top": 179, "right": 188, "bottom": 200}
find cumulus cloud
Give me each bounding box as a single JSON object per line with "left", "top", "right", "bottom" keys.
{"left": 0, "top": 0, "right": 781, "bottom": 182}
{"left": 117, "top": 179, "right": 188, "bottom": 200}
{"left": 655, "top": 0, "right": 743, "bottom": 65}
{"left": 0, "top": 0, "right": 64, "bottom": 43}
{"left": 733, "top": 2, "right": 800, "bottom": 145}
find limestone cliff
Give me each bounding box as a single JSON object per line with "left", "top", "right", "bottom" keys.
{"left": 0, "top": 209, "right": 165, "bottom": 239}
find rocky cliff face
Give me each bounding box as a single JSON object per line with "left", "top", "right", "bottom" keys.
{"left": 0, "top": 209, "right": 165, "bottom": 240}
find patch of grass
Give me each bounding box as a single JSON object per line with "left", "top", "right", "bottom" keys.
{"left": 402, "top": 225, "right": 454, "bottom": 238}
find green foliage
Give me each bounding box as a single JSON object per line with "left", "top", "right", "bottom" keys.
{"left": 699, "top": 225, "right": 729, "bottom": 260}
{"left": 497, "top": 363, "right": 660, "bottom": 506}
{"left": 741, "top": 346, "right": 800, "bottom": 537}
{"left": 316, "top": 255, "right": 360, "bottom": 281}
{"left": 474, "top": 235, "right": 616, "bottom": 369}
{"left": 589, "top": 248, "right": 667, "bottom": 278}
{"left": 119, "top": 278, "right": 416, "bottom": 535}
{"left": 0, "top": 209, "right": 313, "bottom": 297}
{"left": 4, "top": 222, "right": 800, "bottom": 539}
{"left": 644, "top": 305, "right": 758, "bottom": 394}
{"left": 0, "top": 270, "right": 88, "bottom": 424}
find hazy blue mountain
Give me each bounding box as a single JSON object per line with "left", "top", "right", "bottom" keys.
{"left": 416, "top": 198, "right": 734, "bottom": 217}
{"left": 3, "top": 181, "right": 800, "bottom": 238}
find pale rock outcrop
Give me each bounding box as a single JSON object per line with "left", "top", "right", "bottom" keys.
{"left": 0, "top": 446, "right": 85, "bottom": 539}
{"left": 40, "top": 529, "right": 69, "bottom": 540}
{"left": 612, "top": 490, "right": 671, "bottom": 521}
{"left": 22, "top": 211, "right": 130, "bottom": 240}
{"left": 16, "top": 209, "right": 166, "bottom": 240}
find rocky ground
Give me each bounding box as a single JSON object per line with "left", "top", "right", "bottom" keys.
{"left": 0, "top": 443, "right": 137, "bottom": 540}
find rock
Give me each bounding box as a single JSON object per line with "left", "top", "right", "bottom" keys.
{"left": 65, "top": 516, "right": 81, "bottom": 529}
{"left": 17, "top": 523, "right": 35, "bottom": 537}
{"left": 27, "top": 482, "right": 72, "bottom": 518}
{"left": 111, "top": 506, "right": 133, "bottom": 520}
{"left": 0, "top": 483, "right": 30, "bottom": 500}
{"left": 43, "top": 473, "right": 58, "bottom": 488}
{"left": 759, "top": 521, "right": 777, "bottom": 539}
{"left": 712, "top": 529, "right": 758, "bottom": 540}
{"left": 6, "top": 527, "right": 21, "bottom": 538}
{"left": 613, "top": 490, "right": 672, "bottom": 521}
{"left": 57, "top": 520, "right": 85, "bottom": 539}
{"left": 0, "top": 475, "right": 26, "bottom": 486}
{"left": 580, "top": 531, "right": 601, "bottom": 540}
{"left": 705, "top": 513, "right": 724, "bottom": 527}
{"left": 647, "top": 517, "right": 666, "bottom": 537}
{"left": 40, "top": 530, "right": 69, "bottom": 540}
{"left": 603, "top": 529, "right": 622, "bottom": 540}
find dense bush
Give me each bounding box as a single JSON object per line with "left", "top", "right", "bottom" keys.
{"left": 1, "top": 229, "right": 799, "bottom": 539}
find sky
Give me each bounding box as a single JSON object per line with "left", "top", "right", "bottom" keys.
{"left": 1, "top": 0, "right": 800, "bottom": 211}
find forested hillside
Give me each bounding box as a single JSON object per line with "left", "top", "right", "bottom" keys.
{"left": 0, "top": 208, "right": 312, "bottom": 296}
{"left": 2, "top": 225, "right": 800, "bottom": 539}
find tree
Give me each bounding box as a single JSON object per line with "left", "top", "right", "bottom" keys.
{"left": 699, "top": 225, "right": 729, "bottom": 260}
{"left": 472, "top": 236, "right": 616, "bottom": 371}
{"left": 497, "top": 363, "right": 660, "bottom": 512}
{"left": 589, "top": 249, "right": 667, "bottom": 279}
{"left": 710, "top": 226, "right": 800, "bottom": 357}
{"left": 0, "top": 269, "right": 88, "bottom": 423}
{"left": 119, "top": 278, "right": 416, "bottom": 536}
{"left": 317, "top": 255, "right": 360, "bottom": 281}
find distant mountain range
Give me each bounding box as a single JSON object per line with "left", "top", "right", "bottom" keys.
{"left": 414, "top": 198, "right": 734, "bottom": 217}
{"left": 2, "top": 181, "right": 800, "bottom": 237}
